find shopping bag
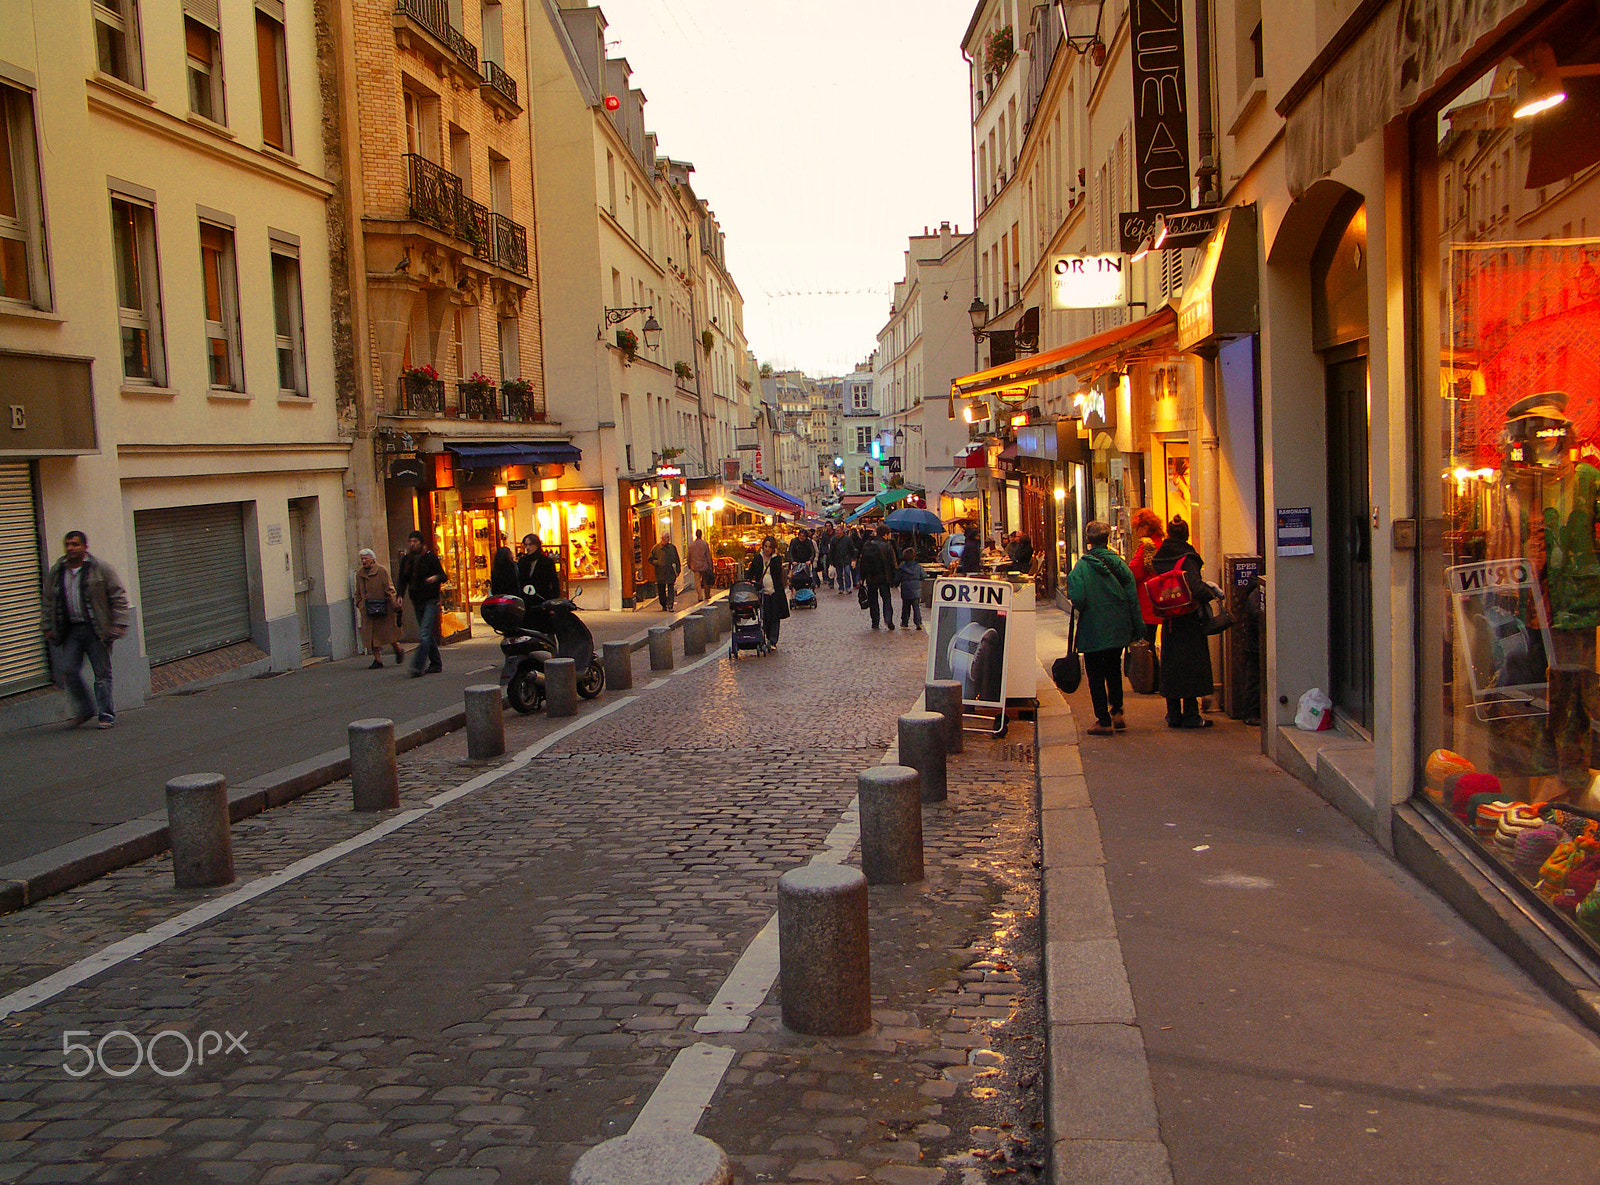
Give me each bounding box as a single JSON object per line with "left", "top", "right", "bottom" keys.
{"left": 1295, "top": 688, "right": 1335, "bottom": 731}
{"left": 1125, "top": 638, "right": 1159, "bottom": 695}
{"left": 857, "top": 583, "right": 870, "bottom": 609}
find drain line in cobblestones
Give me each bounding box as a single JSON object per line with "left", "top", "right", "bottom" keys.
{"left": 0, "top": 694, "right": 640, "bottom": 1022}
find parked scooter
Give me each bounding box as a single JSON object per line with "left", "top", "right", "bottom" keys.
{"left": 480, "top": 589, "right": 605, "bottom": 713}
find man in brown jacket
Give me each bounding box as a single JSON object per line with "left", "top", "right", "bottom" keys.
{"left": 41, "top": 530, "right": 131, "bottom": 728}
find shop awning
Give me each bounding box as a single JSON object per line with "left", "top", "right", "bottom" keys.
{"left": 956, "top": 443, "right": 987, "bottom": 469}
{"left": 733, "top": 482, "right": 801, "bottom": 515}
{"left": 844, "top": 486, "right": 922, "bottom": 523}
{"left": 726, "top": 489, "right": 796, "bottom": 518}
{"left": 747, "top": 476, "right": 805, "bottom": 511}
{"left": 949, "top": 303, "right": 1179, "bottom": 403}
{"left": 446, "top": 441, "right": 583, "bottom": 468}
{"left": 1177, "top": 206, "right": 1258, "bottom": 352}
{"left": 940, "top": 469, "right": 978, "bottom": 498}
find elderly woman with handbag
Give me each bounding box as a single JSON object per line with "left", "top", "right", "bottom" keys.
{"left": 354, "top": 548, "right": 403, "bottom": 669}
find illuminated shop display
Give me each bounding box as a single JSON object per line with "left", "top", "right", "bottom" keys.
{"left": 535, "top": 489, "right": 607, "bottom": 585}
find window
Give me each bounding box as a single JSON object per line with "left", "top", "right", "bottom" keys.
{"left": 93, "top": 0, "right": 144, "bottom": 87}
{"left": 855, "top": 425, "right": 872, "bottom": 453}
{"left": 255, "top": 5, "right": 290, "bottom": 152}
{"left": 497, "top": 314, "right": 518, "bottom": 379}
{"left": 0, "top": 85, "right": 49, "bottom": 308}
{"left": 404, "top": 88, "right": 439, "bottom": 161}
{"left": 184, "top": 13, "right": 225, "bottom": 123}
{"left": 860, "top": 465, "right": 876, "bottom": 494}
{"left": 489, "top": 152, "right": 510, "bottom": 215}
{"left": 270, "top": 244, "right": 305, "bottom": 394}
{"left": 479, "top": 0, "right": 502, "bottom": 63}
{"left": 110, "top": 195, "right": 164, "bottom": 384}
{"left": 199, "top": 221, "right": 242, "bottom": 389}
{"left": 851, "top": 383, "right": 871, "bottom": 412}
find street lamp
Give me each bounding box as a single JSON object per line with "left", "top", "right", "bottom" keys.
{"left": 604, "top": 306, "right": 663, "bottom": 350}
{"left": 968, "top": 296, "right": 992, "bottom": 341}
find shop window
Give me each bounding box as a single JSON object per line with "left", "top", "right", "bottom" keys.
{"left": 93, "top": 0, "right": 144, "bottom": 87}
{"left": 270, "top": 241, "right": 306, "bottom": 395}
{"left": 534, "top": 490, "right": 606, "bottom": 583}
{"left": 1419, "top": 9, "right": 1600, "bottom": 951}
{"left": 110, "top": 193, "right": 164, "bottom": 385}
{"left": 0, "top": 84, "right": 49, "bottom": 309}
{"left": 255, "top": 4, "right": 290, "bottom": 153}
{"left": 200, "top": 220, "right": 243, "bottom": 390}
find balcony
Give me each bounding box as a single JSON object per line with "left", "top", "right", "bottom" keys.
{"left": 480, "top": 59, "right": 519, "bottom": 113}
{"left": 501, "top": 381, "right": 546, "bottom": 423}
{"left": 393, "top": 0, "right": 478, "bottom": 80}
{"left": 404, "top": 155, "right": 529, "bottom": 276}
{"left": 397, "top": 373, "right": 445, "bottom": 415}
{"left": 459, "top": 380, "right": 498, "bottom": 420}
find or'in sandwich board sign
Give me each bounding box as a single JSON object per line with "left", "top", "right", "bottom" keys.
{"left": 927, "top": 578, "right": 1010, "bottom": 710}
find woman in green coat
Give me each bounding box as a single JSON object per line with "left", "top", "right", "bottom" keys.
{"left": 1066, "top": 521, "right": 1146, "bottom": 735}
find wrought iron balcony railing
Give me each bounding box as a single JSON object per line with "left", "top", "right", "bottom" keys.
{"left": 458, "top": 381, "right": 499, "bottom": 420}
{"left": 501, "top": 382, "right": 545, "bottom": 423}
{"left": 397, "top": 373, "right": 445, "bottom": 415}
{"left": 489, "top": 212, "right": 528, "bottom": 275}
{"left": 456, "top": 193, "right": 491, "bottom": 262}
{"left": 394, "top": 0, "right": 478, "bottom": 74}
{"left": 406, "top": 153, "right": 460, "bottom": 235}
{"left": 405, "top": 154, "right": 529, "bottom": 277}
{"left": 481, "top": 59, "right": 518, "bottom": 108}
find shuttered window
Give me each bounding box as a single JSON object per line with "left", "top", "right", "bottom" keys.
{"left": 0, "top": 462, "right": 48, "bottom": 696}
{"left": 134, "top": 503, "right": 251, "bottom": 664}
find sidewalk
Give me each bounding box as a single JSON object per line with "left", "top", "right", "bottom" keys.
{"left": 1032, "top": 605, "right": 1600, "bottom": 1182}
{"left": 0, "top": 600, "right": 711, "bottom": 872}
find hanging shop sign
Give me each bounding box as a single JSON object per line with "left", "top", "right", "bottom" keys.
{"left": 1129, "top": 0, "right": 1192, "bottom": 217}
{"left": 388, "top": 456, "right": 428, "bottom": 486}
{"left": 1049, "top": 253, "right": 1129, "bottom": 309}
{"left": 1117, "top": 208, "right": 1219, "bottom": 255}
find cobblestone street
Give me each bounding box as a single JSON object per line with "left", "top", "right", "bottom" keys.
{"left": 0, "top": 593, "right": 1047, "bottom": 1184}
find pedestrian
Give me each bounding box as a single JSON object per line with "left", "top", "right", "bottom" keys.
{"left": 1148, "top": 516, "right": 1215, "bottom": 728}
{"left": 41, "top": 530, "right": 130, "bottom": 729}
{"left": 1127, "top": 507, "right": 1165, "bottom": 644}
{"left": 517, "top": 534, "right": 561, "bottom": 601}
{"left": 818, "top": 526, "right": 836, "bottom": 587}
{"left": 354, "top": 548, "right": 403, "bottom": 669}
{"left": 687, "top": 529, "right": 715, "bottom": 604}
{"left": 1066, "top": 521, "right": 1144, "bottom": 736}
{"left": 831, "top": 528, "right": 858, "bottom": 594}
{"left": 859, "top": 524, "right": 898, "bottom": 630}
{"left": 489, "top": 535, "right": 519, "bottom": 597}
{"left": 957, "top": 521, "right": 983, "bottom": 575}
{"left": 1009, "top": 530, "right": 1035, "bottom": 574}
{"left": 789, "top": 528, "right": 816, "bottom": 577}
{"left": 649, "top": 535, "right": 681, "bottom": 611}
{"left": 745, "top": 534, "right": 789, "bottom": 647}
{"left": 896, "top": 547, "right": 924, "bottom": 631}
{"left": 397, "top": 529, "right": 445, "bottom": 677}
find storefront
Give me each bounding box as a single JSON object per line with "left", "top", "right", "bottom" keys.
{"left": 1412, "top": 1, "right": 1600, "bottom": 953}
{"left": 0, "top": 461, "right": 49, "bottom": 697}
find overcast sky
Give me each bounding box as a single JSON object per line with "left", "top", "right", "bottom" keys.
{"left": 590, "top": 0, "right": 979, "bottom": 378}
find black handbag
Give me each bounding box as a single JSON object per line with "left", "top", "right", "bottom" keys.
{"left": 858, "top": 583, "right": 870, "bottom": 609}
{"left": 1125, "top": 638, "right": 1159, "bottom": 695}
{"left": 1051, "top": 608, "right": 1082, "bottom": 694}
{"left": 364, "top": 598, "right": 391, "bottom": 618}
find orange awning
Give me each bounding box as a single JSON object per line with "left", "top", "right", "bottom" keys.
{"left": 950, "top": 302, "right": 1179, "bottom": 403}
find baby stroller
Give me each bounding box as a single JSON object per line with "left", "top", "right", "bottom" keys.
{"left": 789, "top": 561, "right": 818, "bottom": 610}
{"left": 728, "top": 581, "right": 769, "bottom": 660}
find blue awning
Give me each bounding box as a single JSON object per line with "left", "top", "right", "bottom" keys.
{"left": 748, "top": 476, "right": 804, "bottom": 510}
{"left": 447, "top": 441, "right": 582, "bottom": 468}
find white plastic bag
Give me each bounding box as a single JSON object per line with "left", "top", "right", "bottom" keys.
{"left": 1295, "top": 688, "right": 1335, "bottom": 732}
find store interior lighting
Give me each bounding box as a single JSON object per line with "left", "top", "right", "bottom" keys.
{"left": 1512, "top": 42, "right": 1600, "bottom": 119}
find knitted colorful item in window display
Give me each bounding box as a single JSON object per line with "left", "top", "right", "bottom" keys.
{"left": 1564, "top": 856, "right": 1600, "bottom": 904}
{"left": 1548, "top": 808, "right": 1592, "bottom": 837}
{"left": 1495, "top": 804, "right": 1544, "bottom": 851}
{"left": 1474, "top": 800, "right": 1516, "bottom": 837}
{"left": 1539, "top": 839, "right": 1593, "bottom": 893}
{"left": 1576, "top": 886, "right": 1600, "bottom": 938}
{"left": 1451, "top": 773, "right": 1502, "bottom": 822}
{"left": 1514, "top": 825, "right": 1567, "bottom": 878}
{"left": 1426, "top": 749, "right": 1476, "bottom": 804}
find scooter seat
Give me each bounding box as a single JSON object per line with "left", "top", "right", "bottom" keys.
{"left": 529, "top": 598, "right": 577, "bottom": 613}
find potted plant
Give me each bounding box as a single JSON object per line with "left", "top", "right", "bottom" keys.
{"left": 500, "top": 376, "right": 540, "bottom": 421}
{"left": 985, "top": 26, "right": 1013, "bottom": 75}
{"left": 398, "top": 363, "right": 442, "bottom": 414}
{"left": 701, "top": 328, "right": 714, "bottom": 356}
{"left": 461, "top": 370, "right": 496, "bottom": 418}
{"left": 659, "top": 446, "right": 684, "bottom": 462}
{"left": 616, "top": 327, "right": 639, "bottom": 361}
{"left": 674, "top": 360, "right": 693, "bottom": 380}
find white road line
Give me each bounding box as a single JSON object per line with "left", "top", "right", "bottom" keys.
{"left": 0, "top": 695, "right": 638, "bottom": 1022}
{"left": 694, "top": 916, "right": 779, "bottom": 1034}
{"left": 644, "top": 677, "right": 669, "bottom": 689}
{"left": 628, "top": 1042, "right": 737, "bottom": 1135}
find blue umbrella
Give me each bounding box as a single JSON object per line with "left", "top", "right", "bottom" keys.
{"left": 884, "top": 506, "right": 944, "bottom": 534}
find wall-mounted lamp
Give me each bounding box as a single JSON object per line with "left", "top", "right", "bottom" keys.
{"left": 968, "top": 297, "right": 993, "bottom": 341}
{"left": 603, "top": 306, "right": 663, "bottom": 349}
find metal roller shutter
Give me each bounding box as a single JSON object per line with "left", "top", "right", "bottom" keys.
{"left": 0, "top": 463, "right": 49, "bottom": 697}
{"left": 134, "top": 503, "right": 252, "bottom": 664}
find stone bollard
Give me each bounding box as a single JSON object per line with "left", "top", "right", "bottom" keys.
{"left": 710, "top": 601, "right": 731, "bottom": 639}
{"left": 349, "top": 718, "right": 399, "bottom": 811}
{"left": 701, "top": 603, "right": 722, "bottom": 642}
{"left": 165, "top": 773, "right": 234, "bottom": 889}
{"left": 778, "top": 863, "right": 871, "bottom": 1035}
{"left": 570, "top": 1132, "right": 731, "bottom": 1185}
{"left": 898, "top": 710, "right": 948, "bottom": 803}
{"left": 602, "top": 641, "right": 634, "bottom": 691}
{"left": 925, "top": 679, "right": 965, "bottom": 755}
{"left": 858, "top": 765, "right": 924, "bottom": 885}
{"left": 648, "top": 626, "right": 674, "bottom": 671}
{"left": 464, "top": 684, "right": 504, "bottom": 760}
{"left": 545, "top": 657, "right": 577, "bottom": 718}
{"left": 683, "top": 614, "right": 707, "bottom": 657}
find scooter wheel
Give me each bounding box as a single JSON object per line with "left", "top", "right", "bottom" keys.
{"left": 506, "top": 669, "right": 542, "bottom": 714}
{"left": 576, "top": 658, "right": 605, "bottom": 699}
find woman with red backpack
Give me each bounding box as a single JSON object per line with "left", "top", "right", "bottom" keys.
{"left": 1147, "top": 516, "right": 1215, "bottom": 728}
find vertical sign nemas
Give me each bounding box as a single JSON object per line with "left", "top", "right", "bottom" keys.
{"left": 1129, "top": 0, "right": 1192, "bottom": 216}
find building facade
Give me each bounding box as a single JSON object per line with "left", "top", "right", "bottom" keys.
{"left": 2, "top": 0, "right": 354, "bottom": 724}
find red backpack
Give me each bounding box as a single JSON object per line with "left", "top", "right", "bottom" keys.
{"left": 1144, "top": 566, "right": 1195, "bottom": 618}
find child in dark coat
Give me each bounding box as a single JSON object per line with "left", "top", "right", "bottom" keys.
{"left": 896, "top": 549, "right": 924, "bottom": 631}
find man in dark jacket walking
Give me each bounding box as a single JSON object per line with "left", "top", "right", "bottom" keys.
{"left": 42, "top": 530, "right": 130, "bottom": 728}
{"left": 397, "top": 529, "right": 445, "bottom": 677}
{"left": 830, "top": 529, "right": 858, "bottom": 594}
{"left": 859, "top": 525, "right": 898, "bottom": 630}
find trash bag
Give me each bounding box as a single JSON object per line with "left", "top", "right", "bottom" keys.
{"left": 1294, "top": 687, "right": 1335, "bottom": 731}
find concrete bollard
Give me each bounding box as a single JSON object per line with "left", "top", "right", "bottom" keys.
{"left": 683, "top": 613, "right": 707, "bottom": 657}
{"left": 710, "top": 601, "right": 731, "bottom": 639}
{"left": 925, "top": 679, "right": 964, "bottom": 755}
{"left": 349, "top": 718, "right": 399, "bottom": 811}
{"left": 165, "top": 773, "right": 234, "bottom": 889}
{"left": 899, "top": 710, "right": 948, "bottom": 803}
{"left": 570, "top": 1132, "right": 731, "bottom": 1185}
{"left": 701, "top": 603, "right": 722, "bottom": 642}
{"left": 858, "top": 765, "right": 924, "bottom": 884}
{"left": 545, "top": 657, "right": 577, "bottom": 717}
{"left": 603, "top": 641, "right": 634, "bottom": 691}
{"left": 648, "top": 626, "right": 674, "bottom": 671}
{"left": 778, "top": 862, "right": 871, "bottom": 1035}
{"left": 464, "top": 684, "right": 504, "bottom": 760}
